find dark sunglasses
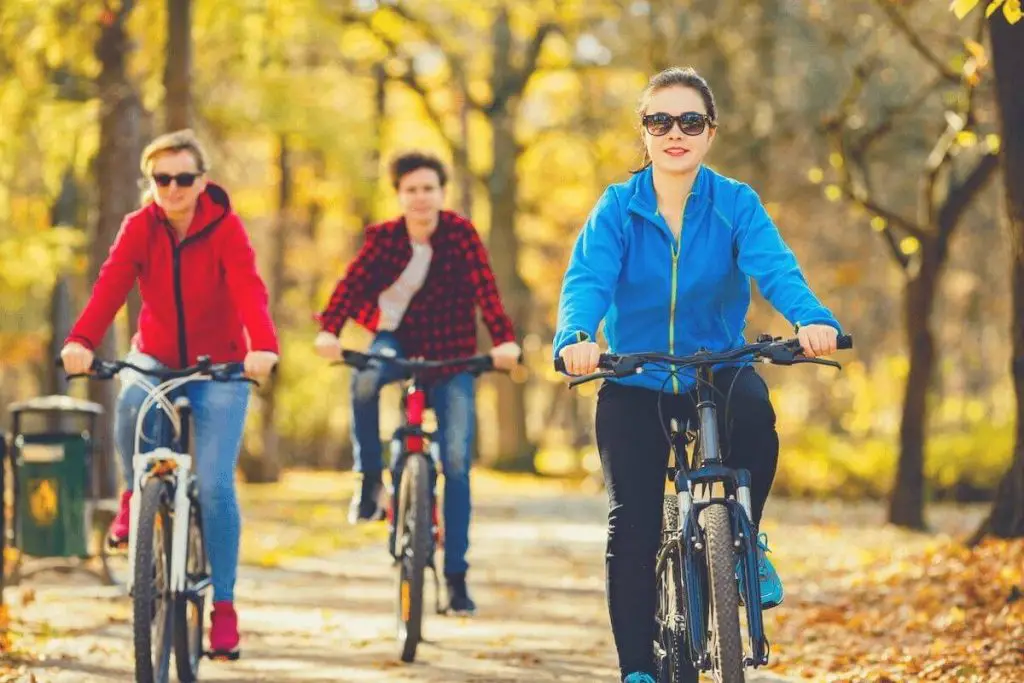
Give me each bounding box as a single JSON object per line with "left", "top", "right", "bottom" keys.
{"left": 151, "top": 172, "right": 201, "bottom": 188}
{"left": 642, "top": 111, "right": 714, "bottom": 137}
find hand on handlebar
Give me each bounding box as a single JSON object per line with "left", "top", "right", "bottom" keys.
{"left": 314, "top": 330, "right": 341, "bottom": 361}
{"left": 558, "top": 340, "right": 602, "bottom": 375}
{"left": 60, "top": 342, "right": 94, "bottom": 376}
{"left": 489, "top": 341, "right": 523, "bottom": 371}
{"left": 244, "top": 350, "right": 279, "bottom": 381}
{"left": 796, "top": 324, "right": 839, "bottom": 358}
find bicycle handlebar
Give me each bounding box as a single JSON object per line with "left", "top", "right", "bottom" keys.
{"left": 58, "top": 355, "right": 258, "bottom": 385}
{"left": 554, "top": 334, "right": 853, "bottom": 388}
{"left": 334, "top": 350, "right": 509, "bottom": 379}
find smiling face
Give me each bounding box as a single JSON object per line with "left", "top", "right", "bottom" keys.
{"left": 148, "top": 149, "right": 207, "bottom": 217}
{"left": 641, "top": 85, "right": 717, "bottom": 176}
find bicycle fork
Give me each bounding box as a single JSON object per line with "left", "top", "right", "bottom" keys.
{"left": 125, "top": 449, "right": 196, "bottom": 598}
{"left": 669, "top": 426, "right": 769, "bottom": 668}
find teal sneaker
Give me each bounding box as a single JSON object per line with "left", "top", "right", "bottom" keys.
{"left": 623, "top": 674, "right": 657, "bottom": 683}
{"left": 755, "top": 532, "right": 784, "bottom": 609}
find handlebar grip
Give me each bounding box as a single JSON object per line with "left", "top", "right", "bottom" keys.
{"left": 837, "top": 334, "right": 853, "bottom": 350}
{"left": 555, "top": 354, "right": 615, "bottom": 375}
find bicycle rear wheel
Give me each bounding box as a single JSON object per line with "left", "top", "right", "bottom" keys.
{"left": 133, "top": 478, "right": 173, "bottom": 683}
{"left": 395, "top": 454, "right": 431, "bottom": 663}
{"left": 656, "top": 496, "right": 698, "bottom": 683}
{"left": 174, "top": 495, "right": 208, "bottom": 681}
{"left": 701, "top": 503, "right": 744, "bottom": 682}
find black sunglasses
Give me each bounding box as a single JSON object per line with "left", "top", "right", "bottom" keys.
{"left": 151, "top": 172, "right": 202, "bottom": 188}
{"left": 642, "top": 112, "right": 714, "bottom": 137}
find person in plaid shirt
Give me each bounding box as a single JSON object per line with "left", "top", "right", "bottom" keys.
{"left": 314, "top": 151, "right": 521, "bottom": 614}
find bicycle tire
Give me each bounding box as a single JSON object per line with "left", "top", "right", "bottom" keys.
{"left": 396, "top": 454, "right": 431, "bottom": 663}
{"left": 657, "top": 496, "right": 698, "bottom": 683}
{"left": 174, "top": 497, "right": 207, "bottom": 681}
{"left": 701, "top": 503, "right": 745, "bottom": 683}
{"left": 133, "top": 479, "right": 174, "bottom": 683}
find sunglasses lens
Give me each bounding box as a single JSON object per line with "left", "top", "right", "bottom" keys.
{"left": 680, "top": 114, "right": 706, "bottom": 135}
{"left": 645, "top": 114, "right": 673, "bottom": 136}
{"left": 153, "top": 174, "right": 172, "bottom": 187}
{"left": 175, "top": 173, "right": 197, "bottom": 187}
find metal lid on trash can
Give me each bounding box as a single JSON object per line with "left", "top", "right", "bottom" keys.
{"left": 8, "top": 395, "right": 105, "bottom": 416}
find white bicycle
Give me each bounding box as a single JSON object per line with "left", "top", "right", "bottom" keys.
{"left": 64, "top": 355, "right": 254, "bottom": 683}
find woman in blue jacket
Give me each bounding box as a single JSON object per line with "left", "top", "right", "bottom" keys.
{"left": 554, "top": 67, "right": 841, "bottom": 683}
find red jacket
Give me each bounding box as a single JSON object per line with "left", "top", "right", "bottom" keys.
{"left": 317, "top": 211, "right": 515, "bottom": 372}
{"left": 67, "top": 184, "right": 279, "bottom": 368}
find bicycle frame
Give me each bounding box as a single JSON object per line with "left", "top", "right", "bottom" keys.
{"left": 123, "top": 372, "right": 208, "bottom": 599}
{"left": 387, "top": 379, "right": 442, "bottom": 561}
{"left": 664, "top": 363, "right": 769, "bottom": 670}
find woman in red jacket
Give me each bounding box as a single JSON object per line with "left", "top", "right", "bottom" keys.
{"left": 60, "top": 129, "right": 278, "bottom": 658}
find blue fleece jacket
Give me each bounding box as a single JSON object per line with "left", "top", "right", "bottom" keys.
{"left": 553, "top": 164, "right": 841, "bottom": 393}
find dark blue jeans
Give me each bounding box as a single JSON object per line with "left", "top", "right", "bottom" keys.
{"left": 351, "top": 332, "right": 476, "bottom": 575}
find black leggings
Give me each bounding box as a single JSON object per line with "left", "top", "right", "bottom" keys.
{"left": 595, "top": 367, "right": 780, "bottom": 679}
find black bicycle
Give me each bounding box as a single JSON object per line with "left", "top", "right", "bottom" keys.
{"left": 334, "top": 350, "right": 512, "bottom": 663}
{"left": 556, "top": 333, "right": 852, "bottom": 683}
{"left": 62, "top": 355, "right": 257, "bottom": 683}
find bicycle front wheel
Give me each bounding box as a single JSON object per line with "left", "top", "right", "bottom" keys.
{"left": 701, "top": 503, "right": 744, "bottom": 683}
{"left": 395, "top": 454, "right": 431, "bottom": 663}
{"left": 133, "top": 478, "right": 173, "bottom": 683}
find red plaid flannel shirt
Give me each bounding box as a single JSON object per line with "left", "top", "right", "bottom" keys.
{"left": 316, "top": 211, "right": 516, "bottom": 376}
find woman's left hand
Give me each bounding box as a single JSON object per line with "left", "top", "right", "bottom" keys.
{"left": 244, "top": 350, "right": 279, "bottom": 380}
{"left": 796, "top": 324, "right": 838, "bottom": 358}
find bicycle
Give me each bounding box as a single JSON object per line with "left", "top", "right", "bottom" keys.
{"left": 334, "top": 349, "right": 511, "bottom": 663}
{"left": 555, "top": 333, "right": 852, "bottom": 683}
{"left": 62, "top": 355, "right": 257, "bottom": 683}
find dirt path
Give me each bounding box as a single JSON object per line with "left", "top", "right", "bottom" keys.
{"left": 4, "top": 475, "right": 800, "bottom": 682}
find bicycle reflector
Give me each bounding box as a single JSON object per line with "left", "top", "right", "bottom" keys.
{"left": 405, "top": 388, "right": 426, "bottom": 453}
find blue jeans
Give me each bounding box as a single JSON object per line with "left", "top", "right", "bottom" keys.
{"left": 115, "top": 352, "right": 251, "bottom": 602}
{"left": 351, "top": 332, "right": 476, "bottom": 575}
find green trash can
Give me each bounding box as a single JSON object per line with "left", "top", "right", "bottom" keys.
{"left": 8, "top": 396, "right": 104, "bottom": 560}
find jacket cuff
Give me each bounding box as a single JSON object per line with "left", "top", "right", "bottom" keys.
{"left": 64, "top": 334, "right": 95, "bottom": 351}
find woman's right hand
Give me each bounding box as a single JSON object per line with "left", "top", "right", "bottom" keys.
{"left": 60, "top": 342, "right": 95, "bottom": 375}
{"left": 558, "top": 341, "right": 602, "bottom": 376}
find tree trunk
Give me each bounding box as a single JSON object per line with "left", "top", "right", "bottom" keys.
{"left": 94, "top": 0, "right": 145, "bottom": 498}
{"left": 455, "top": 68, "right": 473, "bottom": 218}
{"left": 971, "top": 14, "right": 1024, "bottom": 542}
{"left": 239, "top": 134, "right": 289, "bottom": 483}
{"left": 48, "top": 168, "right": 78, "bottom": 399}
{"left": 484, "top": 12, "right": 532, "bottom": 470}
{"left": 750, "top": 0, "right": 778, "bottom": 194}
{"left": 889, "top": 244, "right": 941, "bottom": 530}
{"left": 164, "top": 0, "right": 192, "bottom": 130}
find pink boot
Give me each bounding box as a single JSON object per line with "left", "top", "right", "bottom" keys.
{"left": 108, "top": 490, "right": 132, "bottom": 545}
{"left": 209, "top": 601, "right": 241, "bottom": 659}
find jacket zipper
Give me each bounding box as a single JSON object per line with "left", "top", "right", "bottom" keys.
{"left": 166, "top": 230, "right": 189, "bottom": 368}
{"left": 163, "top": 214, "right": 226, "bottom": 368}
{"left": 668, "top": 194, "right": 691, "bottom": 394}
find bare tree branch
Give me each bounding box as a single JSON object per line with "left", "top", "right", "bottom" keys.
{"left": 853, "top": 75, "right": 945, "bottom": 157}
{"left": 381, "top": 3, "right": 486, "bottom": 112}
{"left": 825, "top": 55, "right": 928, "bottom": 272}
{"left": 337, "top": 10, "right": 469, "bottom": 163}
{"left": 873, "top": 0, "right": 961, "bottom": 83}
{"left": 938, "top": 151, "right": 999, "bottom": 238}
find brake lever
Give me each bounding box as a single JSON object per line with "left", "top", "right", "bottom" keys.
{"left": 784, "top": 357, "right": 842, "bottom": 369}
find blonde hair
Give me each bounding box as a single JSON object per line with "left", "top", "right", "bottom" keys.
{"left": 139, "top": 129, "right": 209, "bottom": 204}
